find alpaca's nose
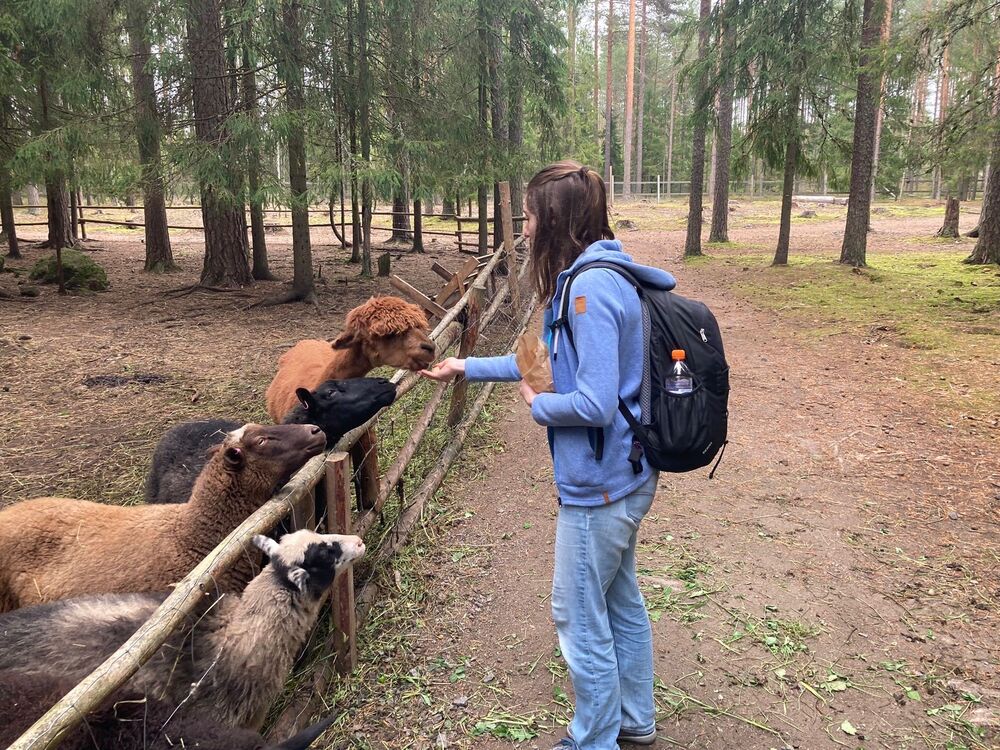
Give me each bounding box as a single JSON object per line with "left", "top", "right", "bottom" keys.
{"left": 420, "top": 342, "right": 435, "bottom": 354}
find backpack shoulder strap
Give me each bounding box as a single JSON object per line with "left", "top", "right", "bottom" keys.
{"left": 550, "top": 261, "right": 651, "bottom": 471}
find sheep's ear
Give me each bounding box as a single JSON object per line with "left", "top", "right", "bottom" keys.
{"left": 205, "top": 444, "right": 222, "bottom": 459}
{"left": 223, "top": 446, "right": 245, "bottom": 470}
{"left": 296, "top": 388, "right": 316, "bottom": 411}
{"left": 252, "top": 535, "right": 280, "bottom": 558}
{"left": 330, "top": 330, "right": 357, "bottom": 349}
{"left": 288, "top": 567, "right": 309, "bottom": 592}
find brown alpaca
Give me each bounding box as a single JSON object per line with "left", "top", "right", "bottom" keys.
{"left": 0, "top": 424, "right": 325, "bottom": 613}
{"left": 265, "top": 296, "right": 435, "bottom": 421}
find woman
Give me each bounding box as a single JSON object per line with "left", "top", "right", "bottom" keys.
{"left": 422, "top": 160, "right": 675, "bottom": 750}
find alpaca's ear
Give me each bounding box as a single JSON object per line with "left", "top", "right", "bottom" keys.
{"left": 288, "top": 567, "right": 309, "bottom": 591}
{"left": 330, "top": 330, "right": 357, "bottom": 349}
{"left": 252, "top": 535, "right": 280, "bottom": 558}
{"left": 296, "top": 388, "right": 316, "bottom": 411}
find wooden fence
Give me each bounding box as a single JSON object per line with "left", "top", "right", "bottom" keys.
{"left": 8, "top": 183, "right": 537, "bottom": 750}
{"left": 12, "top": 201, "right": 524, "bottom": 255}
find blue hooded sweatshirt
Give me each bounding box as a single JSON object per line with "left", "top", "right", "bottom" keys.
{"left": 464, "top": 240, "right": 676, "bottom": 506}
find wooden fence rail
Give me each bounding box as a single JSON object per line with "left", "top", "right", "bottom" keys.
{"left": 7, "top": 182, "right": 535, "bottom": 750}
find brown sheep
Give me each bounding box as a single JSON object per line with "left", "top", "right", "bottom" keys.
{"left": 265, "top": 295, "right": 434, "bottom": 421}
{"left": 0, "top": 423, "right": 325, "bottom": 612}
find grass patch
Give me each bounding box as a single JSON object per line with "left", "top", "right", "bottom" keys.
{"left": 728, "top": 249, "right": 1000, "bottom": 412}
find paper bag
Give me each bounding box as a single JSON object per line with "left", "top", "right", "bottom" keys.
{"left": 515, "top": 332, "right": 555, "bottom": 393}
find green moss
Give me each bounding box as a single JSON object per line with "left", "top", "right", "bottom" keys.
{"left": 29, "top": 248, "right": 109, "bottom": 291}
{"left": 727, "top": 249, "right": 1000, "bottom": 411}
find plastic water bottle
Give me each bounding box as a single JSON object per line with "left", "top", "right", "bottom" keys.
{"left": 665, "top": 349, "right": 694, "bottom": 394}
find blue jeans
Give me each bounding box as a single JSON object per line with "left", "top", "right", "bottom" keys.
{"left": 551, "top": 472, "right": 658, "bottom": 750}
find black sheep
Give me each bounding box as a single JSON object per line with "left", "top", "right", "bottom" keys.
{"left": 146, "top": 377, "right": 397, "bottom": 504}
{"left": 0, "top": 670, "right": 336, "bottom": 749}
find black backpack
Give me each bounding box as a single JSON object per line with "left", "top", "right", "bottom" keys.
{"left": 554, "top": 261, "right": 730, "bottom": 476}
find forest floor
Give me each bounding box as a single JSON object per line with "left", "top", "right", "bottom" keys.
{"left": 1, "top": 198, "right": 998, "bottom": 750}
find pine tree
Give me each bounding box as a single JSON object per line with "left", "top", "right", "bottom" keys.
{"left": 684, "top": 0, "right": 711, "bottom": 257}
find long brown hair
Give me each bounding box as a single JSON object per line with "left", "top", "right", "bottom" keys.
{"left": 526, "top": 160, "right": 614, "bottom": 302}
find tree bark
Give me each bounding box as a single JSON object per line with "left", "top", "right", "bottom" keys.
{"left": 26, "top": 184, "right": 40, "bottom": 215}
{"left": 635, "top": 0, "right": 647, "bottom": 193}
{"left": 127, "top": 0, "right": 177, "bottom": 273}
{"left": 966, "top": 125, "right": 1000, "bottom": 264}
{"left": 839, "top": 0, "right": 892, "bottom": 267}
{"left": 487, "top": 8, "right": 508, "bottom": 249}
{"left": 684, "top": 0, "right": 710, "bottom": 257}
{"left": 603, "top": 0, "right": 614, "bottom": 182}
{"left": 477, "top": 0, "right": 489, "bottom": 254}
{"left": 346, "top": 0, "right": 361, "bottom": 263}
{"left": 187, "top": 0, "right": 252, "bottom": 287}
{"left": 392, "top": 192, "right": 412, "bottom": 241}
{"left": 773, "top": 97, "right": 800, "bottom": 266}
{"left": 37, "top": 73, "right": 73, "bottom": 258}
{"left": 509, "top": 12, "right": 525, "bottom": 230}
{"left": 242, "top": 25, "right": 272, "bottom": 280}
{"left": 413, "top": 198, "right": 424, "bottom": 252}
{"left": 567, "top": 0, "right": 576, "bottom": 149}
{"left": 932, "top": 44, "right": 950, "bottom": 200}
{"left": 709, "top": 0, "right": 736, "bottom": 243}
{"left": 936, "top": 197, "right": 960, "bottom": 237}
{"left": 1, "top": 170, "right": 19, "bottom": 258}
{"left": 594, "top": 0, "right": 600, "bottom": 138}
{"left": 622, "top": 0, "right": 637, "bottom": 198}
{"left": 359, "top": 0, "right": 373, "bottom": 277}
{"left": 666, "top": 71, "right": 676, "bottom": 197}
{"left": 281, "top": 0, "right": 315, "bottom": 302}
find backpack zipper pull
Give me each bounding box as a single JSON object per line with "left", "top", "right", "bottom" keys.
{"left": 699, "top": 328, "right": 708, "bottom": 343}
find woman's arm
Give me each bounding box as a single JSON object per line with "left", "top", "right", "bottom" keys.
{"left": 421, "top": 354, "right": 521, "bottom": 383}
{"left": 529, "top": 270, "right": 625, "bottom": 428}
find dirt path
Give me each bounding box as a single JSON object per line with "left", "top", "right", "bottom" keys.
{"left": 357, "top": 216, "right": 998, "bottom": 750}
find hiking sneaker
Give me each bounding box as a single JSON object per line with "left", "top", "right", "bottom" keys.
{"left": 618, "top": 727, "right": 658, "bottom": 745}
{"left": 550, "top": 739, "right": 576, "bottom": 750}
{"left": 567, "top": 726, "right": 658, "bottom": 746}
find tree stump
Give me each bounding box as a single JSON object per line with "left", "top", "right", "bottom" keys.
{"left": 937, "top": 197, "right": 960, "bottom": 238}
{"left": 377, "top": 252, "right": 391, "bottom": 277}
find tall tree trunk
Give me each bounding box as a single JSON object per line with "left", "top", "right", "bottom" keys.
{"left": 666, "top": 70, "right": 676, "bottom": 197}
{"left": 127, "top": 0, "right": 177, "bottom": 273}
{"left": 966, "top": 93, "right": 1000, "bottom": 263}
{"left": 603, "top": 0, "right": 614, "bottom": 181}
{"left": 773, "top": 84, "right": 801, "bottom": 265}
{"left": 684, "top": 0, "right": 711, "bottom": 257}
{"left": 413, "top": 198, "right": 424, "bottom": 252}
{"left": 487, "top": 7, "right": 508, "bottom": 249}
{"left": 635, "top": 0, "right": 647, "bottom": 192}
{"left": 1, "top": 168, "right": 19, "bottom": 259}
{"left": 26, "top": 184, "right": 40, "bottom": 215}
{"left": 187, "top": 0, "right": 252, "bottom": 287}
{"left": 38, "top": 73, "right": 73, "bottom": 261}
{"left": 281, "top": 0, "right": 315, "bottom": 301}
{"left": 622, "top": 0, "right": 637, "bottom": 198}
{"left": 346, "top": 0, "right": 361, "bottom": 263}
{"left": 594, "top": 0, "right": 600, "bottom": 138}
{"left": 839, "top": 0, "right": 893, "bottom": 267}
{"left": 932, "top": 44, "right": 950, "bottom": 200}
{"left": 359, "top": 0, "right": 373, "bottom": 277}
{"left": 477, "top": 0, "right": 489, "bottom": 254}
{"left": 567, "top": 0, "right": 576, "bottom": 149}
{"left": 709, "top": 0, "right": 736, "bottom": 243}
{"left": 509, "top": 13, "right": 525, "bottom": 230}
{"left": 243, "top": 25, "right": 272, "bottom": 279}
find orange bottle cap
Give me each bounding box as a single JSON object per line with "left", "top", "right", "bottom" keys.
{"left": 671, "top": 349, "right": 686, "bottom": 360}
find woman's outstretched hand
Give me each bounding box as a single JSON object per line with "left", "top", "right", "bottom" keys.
{"left": 518, "top": 379, "right": 539, "bottom": 407}
{"left": 420, "top": 357, "right": 466, "bottom": 382}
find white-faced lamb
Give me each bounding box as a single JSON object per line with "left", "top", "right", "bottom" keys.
{"left": 0, "top": 670, "right": 336, "bottom": 749}
{"left": 0, "top": 423, "right": 325, "bottom": 612}
{"left": 0, "top": 529, "right": 365, "bottom": 728}
{"left": 145, "top": 376, "right": 397, "bottom": 504}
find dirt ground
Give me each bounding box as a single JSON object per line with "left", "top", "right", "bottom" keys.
{"left": 1, "top": 201, "right": 998, "bottom": 749}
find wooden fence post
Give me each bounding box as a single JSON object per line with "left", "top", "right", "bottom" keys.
{"left": 498, "top": 181, "right": 520, "bottom": 314}
{"left": 447, "top": 280, "right": 485, "bottom": 427}
{"left": 325, "top": 451, "right": 358, "bottom": 675}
